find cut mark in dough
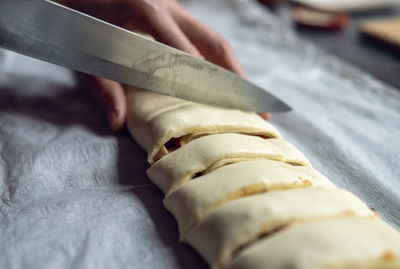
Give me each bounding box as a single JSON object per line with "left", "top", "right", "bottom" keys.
{"left": 189, "top": 182, "right": 270, "bottom": 232}
{"left": 148, "top": 134, "right": 311, "bottom": 196}
{"left": 154, "top": 133, "right": 273, "bottom": 163}
{"left": 223, "top": 215, "right": 366, "bottom": 269}
{"left": 229, "top": 224, "right": 288, "bottom": 263}
{"left": 163, "top": 160, "right": 335, "bottom": 237}
{"left": 225, "top": 218, "right": 400, "bottom": 269}
{"left": 185, "top": 188, "right": 376, "bottom": 268}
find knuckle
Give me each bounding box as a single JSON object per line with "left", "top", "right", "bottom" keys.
{"left": 214, "top": 37, "right": 233, "bottom": 56}
{"left": 140, "top": 0, "right": 163, "bottom": 17}
{"left": 182, "top": 44, "right": 199, "bottom": 55}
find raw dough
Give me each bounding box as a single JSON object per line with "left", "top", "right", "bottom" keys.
{"left": 185, "top": 188, "right": 376, "bottom": 268}
{"left": 226, "top": 217, "right": 400, "bottom": 269}
{"left": 125, "top": 87, "right": 282, "bottom": 163}
{"left": 147, "top": 133, "right": 310, "bottom": 195}
{"left": 163, "top": 159, "right": 335, "bottom": 236}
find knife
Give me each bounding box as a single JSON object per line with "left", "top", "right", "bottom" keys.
{"left": 0, "top": 0, "right": 291, "bottom": 113}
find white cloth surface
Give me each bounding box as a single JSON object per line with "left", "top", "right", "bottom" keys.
{"left": 1, "top": 0, "right": 399, "bottom": 268}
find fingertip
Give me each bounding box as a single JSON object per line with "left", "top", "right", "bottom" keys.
{"left": 258, "top": 112, "right": 270, "bottom": 120}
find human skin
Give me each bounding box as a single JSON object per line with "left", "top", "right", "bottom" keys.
{"left": 56, "top": 0, "right": 268, "bottom": 131}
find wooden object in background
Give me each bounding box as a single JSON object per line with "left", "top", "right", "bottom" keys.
{"left": 362, "top": 18, "right": 400, "bottom": 52}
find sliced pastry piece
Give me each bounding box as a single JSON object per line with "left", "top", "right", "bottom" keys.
{"left": 164, "top": 160, "right": 335, "bottom": 237}
{"left": 125, "top": 87, "right": 282, "bottom": 163}
{"left": 267, "top": 138, "right": 309, "bottom": 166}
{"left": 226, "top": 217, "right": 400, "bottom": 269}
{"left": 185, "top": 188, "right": 376, "bottom": 268}
{"left": 147, "top": 133, "right": 310, "bottom": 195}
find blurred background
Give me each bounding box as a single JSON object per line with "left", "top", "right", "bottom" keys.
{"left": 258, "top": 0, "right": 400, "bottom": 90}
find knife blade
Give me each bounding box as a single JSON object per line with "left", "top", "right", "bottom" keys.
{"left": 0, "top": 0, "right": 291, "bottom": 113}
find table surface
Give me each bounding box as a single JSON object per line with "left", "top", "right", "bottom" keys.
{"left": 1, "top": 1, "right": 400, "bottom": 268}
{"left": 270, "top": 3, "right": 400, "bottom": 90}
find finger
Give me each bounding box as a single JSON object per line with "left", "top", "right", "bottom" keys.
{"left": 85, "top": 75, "right": 127, "bottom": 131}
{"left": 258, "top": 113, "right": 270, "bottom": 121}
{"left": 142, "top": 8, "right": 203, "bottom": 58}
{"left": 170, "top": 5, "right": 247, "bottom": 78}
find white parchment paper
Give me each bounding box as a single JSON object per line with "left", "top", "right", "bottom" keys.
{"left": 1, "top": 0, "right": 399, "bottom": 268}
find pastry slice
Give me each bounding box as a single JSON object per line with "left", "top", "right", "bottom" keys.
{"left": 125, "top": 87, "right": 282, "bottom": 164}
{"left": 164, "top": 160, "right": 335, "bottom": 237}
{"left": 265, "top": 138, "right": 310, "bottom": 166}
{"left": 226, "top": 217, "right": 400, "bottom": 269}
{"left": 185, "top": 188, "right": 376, "bottom": 268}
{"left": 147, "top": 133, "right": 310, "bottom": 195}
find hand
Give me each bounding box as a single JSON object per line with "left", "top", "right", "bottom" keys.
{"left": 57, "top": 0, "right": 265, "bottom": 131}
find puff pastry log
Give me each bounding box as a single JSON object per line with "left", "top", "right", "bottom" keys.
{"left": 125, "top": 87, "right": 281, "bottom": 164}
{"left": 185, "top": 187, "right": 376, "bottom": 268}
{"left": 124, "top": 87, "right": 400, "bottom": 269}
{"left": 163, "top": 160, "right": 335, "bottom": 236}
{"left": 147, "top": 133, "right": 310, "bottom": 195}
{"left": 226, "top": 218, "right": 400, "bottom": 269}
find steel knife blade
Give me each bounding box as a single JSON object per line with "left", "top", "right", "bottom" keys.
{"left": 0, "top": 0, "right": 291, "bottom": 113}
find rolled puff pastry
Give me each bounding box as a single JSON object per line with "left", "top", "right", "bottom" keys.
{"left": 226, "top": 218, "right": 400, "bottom": 269}
{"left": 185, "top": 188, "right": 376, "bottom": 268}
{"left": 163, "top": 160, "right": 335, "bottom": 237}
{"left": 125, "top": 87, "right": 282, "bottom": 163}
{"left": 146, "top": 133, "right": 311, "bottom": 195}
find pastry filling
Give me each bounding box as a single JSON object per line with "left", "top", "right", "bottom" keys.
{"left": 153, "top": 137, "right": 183, "bottom": 162}
{"left": 164, "top": 137, "right": 182, "bottom": 152}
{"left": 154, "top": 133, "right": 272, "bottom": 162}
